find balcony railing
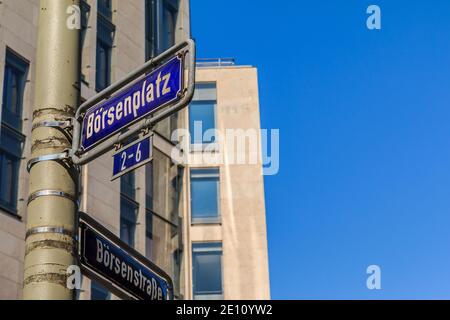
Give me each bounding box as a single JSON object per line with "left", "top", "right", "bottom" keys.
{"left": 196, "top": 58, "right": 235, "bottom": 68}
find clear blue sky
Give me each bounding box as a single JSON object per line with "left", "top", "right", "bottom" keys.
{"left": 191, "top": 0, "right": 450, "bottom": 299}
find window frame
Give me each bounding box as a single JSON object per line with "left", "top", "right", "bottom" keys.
{"left": 145, "top": 0, "right": 178, "bottom": 60}
{"left": 95, "top": 7, "right": 115, "bottom": 92}
{"left": 189, "top": 83, "right": 218, "bottom": 150}
{"left": 80, "top": 0, "right": 91, "bottom": 84}
{"left": 0, "top": 48, "right": 28, "bottom": 217}
{"left": 192, "top": 242, "right": 224, "bottom": 300}
{"left": 91, "top": 281, "right": 111, "bottom": 300}
{"left": 190, "top": 168, "right": 221, "bottom": 225}
{"left": 120, "top": 193, "right": 139, "bottom": 248}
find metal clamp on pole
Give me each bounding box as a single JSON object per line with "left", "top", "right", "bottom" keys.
{"left": 26, "top": 226, "right": 74, "bottom": 239}
{"left": 27, "top": 151, "right": 71, "bottom": 172}
{"left": 32, "top": 119, "right": 73, "bottom": 131}
{"left": 27, "top": 190, "right": 78, "bottom": 206}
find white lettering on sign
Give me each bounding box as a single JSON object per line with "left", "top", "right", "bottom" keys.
{"left": 95, "top": 239, "right": 164, "bottom": 300}
{"left": 86, "top": 71, "right": 172, "bottom": 139}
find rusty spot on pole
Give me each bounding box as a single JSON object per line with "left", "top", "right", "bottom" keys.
{"left": 25, "top": 239, "right": 74, "bottom": 256}
{"left": 24, "top": 272, "right": 68, "bottom": 287}
{"left": 32, "top": 136, "right": 70, "bottom": 153}
{"left": 33, "top": 105, "right": 75, "bottom": 119}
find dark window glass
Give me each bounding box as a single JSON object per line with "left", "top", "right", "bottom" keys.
{"left": 145, "top": 163, "right": 153, "bottom": 210}
{"left": 96, "top": 3, "right": 114, "bottom": 92}
{"left": 98, "top": 0, "right": 112, "bottom": 19}
{"left": 162, "top": 1, "right": 177, "bottom": 51}
{"left": 190, "top": 169, "right": 220, "bottom": 223}
{"left": 96, "top": 40, "right": 111, "bottom": 91}
{"left": 120, "top": 172, "right": 137, "bottom": 248}
{"left": 0, "top": 49, "right": 28, "bottom": 215}
{"left": 145, "top": 212, "right": 153, "bottom": 259}
{"left": 91, "top": 281, "right": 110, "bottom": 300}
{"left": 0, "top": 153, "right": 18, "bottom": 209}
{"left": 145, "top": 0, "right": 178, "bottom": 59}
{"left": 121, "top": 172, "right": 135, "bottom": 198}
{"left": 120, "top": 196, "right": 138, "bottom": 247}
{"left": 80, "top": 0, "right": 91, "bottom": 83}
{"left": 192, "top": 243, "right": 223, "bottom": 299}
{"left": 2, "top": 50, "right": 28, "bottom": 130}
{"left": 145, "top": 0, "right": 157, "bottom": 60}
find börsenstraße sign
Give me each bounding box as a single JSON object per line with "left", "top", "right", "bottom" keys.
{"left": 80, "top": 56, "right": 183, "bottom": 152}
{"left": 78, "top": 212, "right": 173, "bottom": 300}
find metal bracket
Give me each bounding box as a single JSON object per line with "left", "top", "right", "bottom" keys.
{"left": 141, "top": 126, "right": 152, "bottom": 136}
{"left": 27, "top": 190, "right": 78, "bottom": 206}
{"left": 32, "top": 119, "right": 73, "bottom": 131}
{"left": 26, "top": 226, "right": 74, "bottom": 239}
{"left": 114, "top": 142, "right": 123, "bottom": 151}
{"left": 27, "top": 151, "right": 71, "bottom": 172}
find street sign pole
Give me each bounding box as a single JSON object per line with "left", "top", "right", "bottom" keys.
{"left": 24, "top": 0, "right": 80, "bottom": 300}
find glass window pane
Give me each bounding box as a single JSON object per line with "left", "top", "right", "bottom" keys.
{"left": 162, "top": 3, "right": 176, "bottom": 51}
{"left": 98, "top": 0, "right": 112, "bottom": 19}
{"left": 189, "top": 101, "right": 216, "bottom": 144}
{"left": 96, "top": 42, "right": 110, "bottom": 91}
{"left": 145, "top": 163, "right": 153, "bottom": 210}
{"left": 0, "top": 151, "right": 19, "bottom": 213}
{"left": 190, "top": 169, "right": 220, "bottom": 222}
{"left": 145, "top": 212, "right": 153, "bottom": 259}
{"left": 192, "top": 83, "right": 217, "bottom": 101}
{"left": 192, "top": 243, "right": 223, "bottom": 297}
{"left": 120, "top": 197, "right": 137, "bottom": 247}
{"left": 9, "top": 71, "right": 19, "bottom": 115}
{"left": 120, "top": 172, "right": 135, "bottom": 199}
{"left": 91, "top": 281, "right": 110, "bottom": 300}
{"left": 2, "top": 51, "right": 28, "bottom": 130}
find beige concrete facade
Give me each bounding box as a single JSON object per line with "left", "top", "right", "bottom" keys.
{"left": 0, "top": 0, "right": 270, "bottom": 300}
{"left": 184, "top": 66, "right": 270, "bottom": 299}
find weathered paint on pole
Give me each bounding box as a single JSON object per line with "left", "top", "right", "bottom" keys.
{"left": 23, "top": 0, "right": 80, "bottom": 299}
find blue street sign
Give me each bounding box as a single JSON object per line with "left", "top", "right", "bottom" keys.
{"left": 112, "top": 135, "right": 153, "bottom": 181}
{"left": 80, "top": 56, "right": 183, "bottom": 152}
{"left": 78, "top": 212, "right": 173, "bottom": 300}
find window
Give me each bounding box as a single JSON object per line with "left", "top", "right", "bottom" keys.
{"left": 162, "top": 0, "right": 177, "bottom": 52}
{"left": 145, "top": 0, "right": 157, "bottom": 60}
{"left": 189, "top": 83, "right": 217, "bottom": 145}
{"left": 145, "top": 0, "right": 178, "bottom": 60}
{"left": 190, "top": 169, "right": 220, "bottom": 224}
{"left": 120, "top": 172, "right": 137, "bottom": 247}
{"left": 98, "top": 0, "right": 112, "bottom": 19}
{"left": 80, "top": 0, "right": 91, "bottom": 83}
{"left": 145, "top": 211, "right": 153, "bottom": 259}
{"left": 0, "top": 49, "right": 28, "bottom": 215}
{"left": 91, "top": 281, "right": 110, "bottom": 300}
{"left": 121, "top": 170, "right": 135, "bottom": 198}
{"left": 192, "top": 243, "right": 223, "bottom": 300}
{"left": 96, "top": 1, "right": 115, "bottom": 92}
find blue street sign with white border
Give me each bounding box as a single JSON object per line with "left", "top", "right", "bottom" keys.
{"left": 78, "top": 212, "right": 173, "bottom": 300}
{"left": 111, "top": 134, "right": 153, "bottom": 181}
{"left": 80, "top": 56, "right": 183, "bottom": 152}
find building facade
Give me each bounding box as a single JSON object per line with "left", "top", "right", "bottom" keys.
{"left": 0, "top": 0, "right": 269, "bottom": 300}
